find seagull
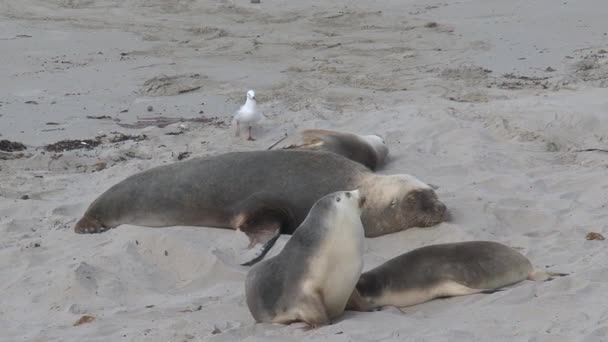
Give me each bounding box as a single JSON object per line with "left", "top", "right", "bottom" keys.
{"left": 233, "top": 89, "right": 262, "bottom": 141}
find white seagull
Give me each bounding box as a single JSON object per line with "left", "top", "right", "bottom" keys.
{"left": 233, "top": 89, "right": 262, "bottom": 141}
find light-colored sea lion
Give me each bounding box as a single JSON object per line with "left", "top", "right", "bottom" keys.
{"left": 245, "top": 190, "right": 366, "bottom": 327}
{"left": 74, "top": 150, "right": 447, "bottom": 264}
{"left": 283, "top": 129, "right": 389, "bottom": 170}
{"left": 346, "top": 241, "right": 568, "bottom": 311}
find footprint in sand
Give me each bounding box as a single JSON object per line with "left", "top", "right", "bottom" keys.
{"left": 52, "top": 203, "right": 84, "bottom": 217}
{"left": 73, "top": 262, "right": 99, "bottom": 292}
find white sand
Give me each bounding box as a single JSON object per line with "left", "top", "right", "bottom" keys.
{"left": 1, "top": 0, "right": 608, "bottom": 341}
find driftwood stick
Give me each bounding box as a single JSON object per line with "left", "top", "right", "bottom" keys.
{"left": 574, "top": 148, "right": 608, "bottom": 153}
{"left": 267, "top": 134, "right": 288, "bottom": 150}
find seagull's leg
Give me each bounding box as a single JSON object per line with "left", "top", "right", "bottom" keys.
{"left": 247, "top": 126, "right": 255, "bottom": 141}
{"left": 235, "top": 120, "right": 240, "bottom": 137}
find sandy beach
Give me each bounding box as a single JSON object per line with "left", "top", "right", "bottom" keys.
{"left": 1, "top": 0, "right": 608, "bottom": 341}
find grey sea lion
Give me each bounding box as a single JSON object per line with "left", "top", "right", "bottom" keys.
{"left": 74, "top": 150, "right": 447, "bottom": 264}
{"left": 346, "top": 241, "right": 568, "bottom": 311}
{"left": 245, "top": 190, "right": 366, "bottom": 327}
{"left": 283, "top": 129, "right": 388, "bottom": 170}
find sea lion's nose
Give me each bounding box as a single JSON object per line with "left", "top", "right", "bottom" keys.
{"left": 441, "top": 208, "right": 451, "bottom": 222}
{"left": 358, "top": 194, "right": 367, "bottom": 208}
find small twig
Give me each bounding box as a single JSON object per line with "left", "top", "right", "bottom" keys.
{"left": 179, "top": 305, "right": 202, "bottom": 313}
{"left": 0, "top": 35, "right": 31, "bottom": 40}
{"left": 177, "top": 86, "right": 201, "bottom": 94}
{"left": 323, "top": 13, "right": 346, "bottom": 19}
{"left": 324, "top": 43, "right": 342, "bottom": 49}
{"left": 267, "top": 134, "right": 288, "bottom": 150}
{"left": 130, "top": 62, "right": 177, "bottom": 70}
{"left": 574, "top": 148, "right": 608, "bottom": 153}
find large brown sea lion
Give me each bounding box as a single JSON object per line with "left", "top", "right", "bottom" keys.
{"left": 74, "top": 150, "right": 447, "bottom": 264}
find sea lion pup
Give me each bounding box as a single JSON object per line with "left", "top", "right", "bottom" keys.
{"left": 346, "top": 241, "right": 568, "bottom": 311}
{"left": 245, "top": 190, "right": 366, "bottom": 327}
{"left": 74, "top": 150, "right": 447, "bottom": 264}
{"left": 283, "top": 129, "right": 389, "bottom": 170}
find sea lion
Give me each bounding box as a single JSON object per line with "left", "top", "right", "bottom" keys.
{"left": 74, "top": 150, "right": 447, "bottom": 264}
{"left": 245, "top": 190, "right": 366, "bottom": 327}
{"left": 283, "top": 129, "right": 388, "bottom": 170}
{"left": 346, "top": 241, "right": 568, "bottom": 311}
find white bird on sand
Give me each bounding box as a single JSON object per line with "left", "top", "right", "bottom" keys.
{"left": 233, "top": 89, "right": 262, "bottom": 141}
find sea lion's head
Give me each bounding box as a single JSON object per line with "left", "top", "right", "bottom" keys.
{"left": 360, "top": 174, "right": 447, "bottom": 237}
{"left": 311, "top": 189, "right": 366, "bottom": 222}
{"left": 360, "top": 134, "right": 389, "bottom": 167}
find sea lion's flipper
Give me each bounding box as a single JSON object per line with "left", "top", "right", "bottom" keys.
{"left": 234, "top": 192, "right": 296, "bottom": 266}
{"left": 431, "top": 281, "right": 498, "bottom": 302}
{"left": 345, "top": 288, "right": 374, "bottom": 312}
{"left": 281, "top": 129, "right": 327, "bottom": 151}
{"left": 480, "top": 288, "right": 505, "bottom": 294}
{"left": 299, "top": 129, "right": 331, "bottom": 144}
{"left": 282, "top": 141, "right": 324, "bottom": 151}
{"left": 299, "top": 289, "right": 331, "bottom": 328}
{"left": 74, "top": 214, "right": 112, "bottom": 234}
{"left": 240, "top": 233, "right": 281, "bottom": 267}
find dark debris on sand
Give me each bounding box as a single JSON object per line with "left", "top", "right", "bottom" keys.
{"left": 86, "top": 115, "right": 114, "bottom": 120}
{"left": 177, "top": 152, "right": 191, "bottom": 160}
{"left": 109, "top": 133, "right": 147, "bottom": 143}
{"left": 492, "top": 73, "right": 551, "bottom": 90}
{"left": 73, "top": 315, "right": 95, "bottom": 326}
{"left": 0, "top": 140, "right": 27, "bottom": 152}
{"left": 44, "top": 132, "right": 147, "bottom": 152}
{"left": 586, "top": 232, "right": 605, "bottom": 241}
{"left": 45, "top": 139, "right": 101, "bottom": 152}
